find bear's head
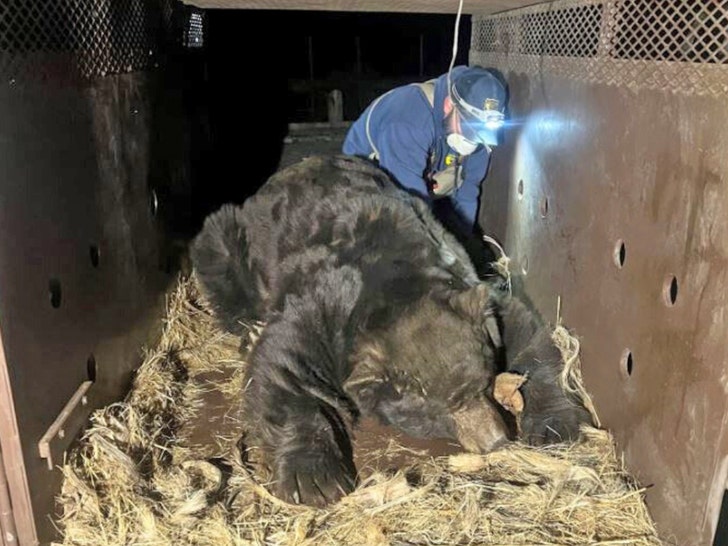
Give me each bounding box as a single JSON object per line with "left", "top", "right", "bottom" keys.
{"left": 345, "top": 283, "right": 511, "bottom": 453}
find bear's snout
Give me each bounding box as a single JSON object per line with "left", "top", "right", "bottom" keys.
{"left": 452, "top": 399, "right": 510, "bottom": 454}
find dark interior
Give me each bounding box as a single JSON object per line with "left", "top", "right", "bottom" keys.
{"left": 169, "top": 8, "right": 471, "bottom": 236}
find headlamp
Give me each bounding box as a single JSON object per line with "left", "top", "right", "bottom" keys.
{"left": 484, "top": 111, "right": 505, "bottom": 130}
{"left": 451, "top": 84, "right": 505, "bottom": 126}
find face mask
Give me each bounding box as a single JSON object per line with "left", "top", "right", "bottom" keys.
{"left": 447, "top": 133, "right": 479, "bottom": 156}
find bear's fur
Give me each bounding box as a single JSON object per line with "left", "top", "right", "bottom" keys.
{"left": 191, "top": 155, "right": 592, "bottom": 507}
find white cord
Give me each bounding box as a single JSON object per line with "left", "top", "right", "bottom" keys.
{"left": 482, "top": 234, "right": 512, "bottom": 295}
{"left": 447, "top": 0, "right": 466, "bottom": 98}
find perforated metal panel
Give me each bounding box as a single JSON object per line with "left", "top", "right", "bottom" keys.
{"left": 183, "top": 9, "right": 205, "bottom": 48}
{"left": 471, "top": 0, "right": 728, "bottom": 96}
{"left": 471, "top": 2, "right": 728, "bottom": 545}
{"left": 520, "top": 4, "right": 602, "bottom": 57}
{"left": 612, "top": 1, "right": 728, "bottom": 63}
{"left": 0, "top": 2, "right": 188, "bottom": 544}
{"left": 0, "top": 0, "right": 175, "bottom": 81}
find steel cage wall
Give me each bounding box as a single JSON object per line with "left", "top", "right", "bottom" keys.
{"left": 471, "top": 2, "right": 728, "bottom": 545}
{"left": 472, "top": 0, "right": 728, "bottom": 96}
{"left": 0, "top": 1, "right": 189, "bottom": 544}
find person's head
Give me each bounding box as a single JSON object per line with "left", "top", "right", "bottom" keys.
{"left": 443, "top": 67, "right": 508, "bottom": 156}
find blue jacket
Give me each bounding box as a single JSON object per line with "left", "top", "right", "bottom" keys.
{"left": 342, "top": 66, "right": 490, "bottom": 231}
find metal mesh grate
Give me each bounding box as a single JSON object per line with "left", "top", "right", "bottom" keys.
{"left": 471, "top": 0, "right": 728, "bottom": 96}
{"left": 0, "top": 0, "right": 175, "bottom": 81}
{"left": 612, "top": 1, "right": 728, "bottom": 63}
{"left": 474, "top": 16, "right": 521, "bottom": 55}
{"left": 520, "top": 5, "right": 602, "bottom": 57}
{"left": 183, "top": 10, "right": 205, "bottom": 49}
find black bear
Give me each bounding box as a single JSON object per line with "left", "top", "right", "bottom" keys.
{"left": 191, "top": 155, "right": 592, "bottom": 507}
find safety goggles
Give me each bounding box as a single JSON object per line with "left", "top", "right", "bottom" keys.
{"left": 451, "top": 84, "right": 506, "bottom": 142}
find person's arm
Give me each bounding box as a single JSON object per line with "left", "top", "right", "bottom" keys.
{"left": 375, "top": 123, "right": 433, "bottom": 203}
{"left": 452, "top": 148, "right": 491, "bottom": 232}
{"left": 445, "top": 149, "right": 503, "bottom": 279}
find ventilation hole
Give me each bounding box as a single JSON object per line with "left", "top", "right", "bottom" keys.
{"left": 539, "top": 195, "right": 549, "bottom": 218}
{"left": 517, "top": 179, "right": 524, "bottom": 200}
{"left": 712, "top": 489, "right": 728, "bottom": 546}
{"left": 89, "top": 245, "right": 100, "bottom": 268}
{"left": 49, "top": 279, "right": 62, "bottom": 308}
{"left": 613, "top": 240, "right": 626, "bottom": 269}
{"left": 621, "top": 349, "right": 633, "bottom": 377}
{"left": 87, "top": 354, "right": 97, "bottom": 382}
{"left": 663, "top": 275, "right": 678, "bottom": 306}
{"left": 521, "top": 255, "right": 529, "bottom": 275}
{"left": 149, "top": 189, "right": 159, "bottom": 217}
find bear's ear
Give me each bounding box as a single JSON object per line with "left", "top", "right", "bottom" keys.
{"left": 448, "top": 284, "right": 503, "bottom": 350}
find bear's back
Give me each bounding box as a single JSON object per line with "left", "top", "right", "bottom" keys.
{"left": 238, "top": 155, "right": 456, "bottom": 319}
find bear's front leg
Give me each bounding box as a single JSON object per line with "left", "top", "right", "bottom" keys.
{"left": 271, "top": 401, "right": 357, "bottom": 506}
{"left": 495, "top": 297, "right": 594, "bottom": 445}
{"left": 507, "top": 327, "right": 593, "bottom": 445}
{"left": 243, "top": 265, "right": 364, "bottom": 506}
{"left": 245, "top": 341, "right": 359, "bottom": 506}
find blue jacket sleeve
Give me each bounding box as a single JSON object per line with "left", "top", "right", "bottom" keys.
{"left": 375, "top": 123, "right": 433, "bottom": 203}
{"left": 452, "top": 148, "right": 490, "bottom": 231}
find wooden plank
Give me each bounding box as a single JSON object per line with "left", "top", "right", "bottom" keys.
{"left": 0, "top": 449, "right": 19, "bottom": 546}
{"left": 0, "top": 332, "right": 37, "bottom": 546}
{"left": 180, "top": 0, "right": 540, "bottom": 15}
{"left": 288, "top": 121, "right": 351, "bottom": 131}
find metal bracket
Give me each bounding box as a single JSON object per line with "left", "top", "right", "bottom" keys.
{"left": 38, "top": 381, "right": 93, "bottom": 471}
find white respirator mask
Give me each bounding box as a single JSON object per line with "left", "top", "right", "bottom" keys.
{"left": 447, "top": 133, "right": 479, "bottom": 156}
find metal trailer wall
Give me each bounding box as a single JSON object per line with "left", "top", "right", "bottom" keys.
{"left": 0, "top": 1, "right": 190, "bottom": 543}
{"left": 471, "top": 2, "right": 728, "bottom": 545}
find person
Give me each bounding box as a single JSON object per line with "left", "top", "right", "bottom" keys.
{"left": 342, "top": 65, "right": 508, "bottom": 251}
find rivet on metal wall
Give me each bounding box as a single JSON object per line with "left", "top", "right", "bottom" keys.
{"left": 613, "top": 240, "right": 626, "bottom": 269}
{"left": 663, "top": 275, "right": 678, "bottom": 307}
{"left": 517, "top": 179, "right": 525, "bottom": 200}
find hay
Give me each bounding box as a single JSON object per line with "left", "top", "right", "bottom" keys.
{"left": 58, "top": 275, "right": 663, "bottom": 546}
{"left": 552, "top": 324, "right": 602, "bottom": 429}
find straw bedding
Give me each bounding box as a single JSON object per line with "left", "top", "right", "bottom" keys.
{"left": 57, "top": 275, "right": 663, "bottom": 545}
